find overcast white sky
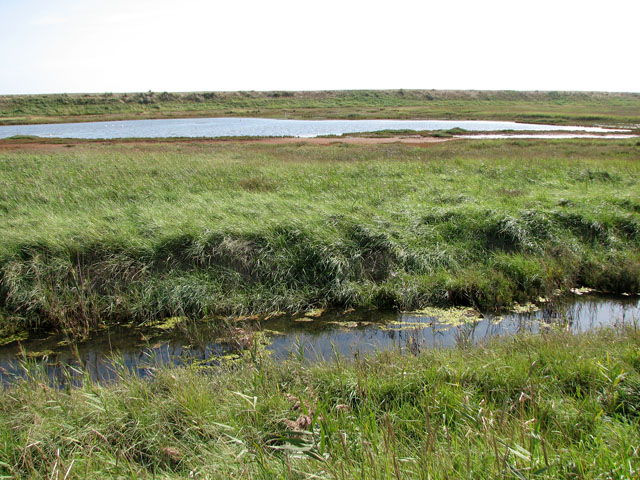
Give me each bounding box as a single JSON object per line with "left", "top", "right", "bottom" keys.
{"left": 1, "top": 0, "right": 638, "bottom": 95}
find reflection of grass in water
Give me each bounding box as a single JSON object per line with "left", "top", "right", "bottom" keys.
{"left": 0, "top": 139, "right": 639, "bottom": 336}
{"left": 1, "top": 327, "right": 639, "bottom": 478}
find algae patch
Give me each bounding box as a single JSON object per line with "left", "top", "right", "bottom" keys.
{"left": 510, "top": 303, "right": 540, "bottom": 314}
{"left": 0, "top": 330, "right": 29, "bottom": 346}
{"left": 403, "top": 306, "right": 483, "bottom": 326}
{"left": 144, "top": 316, "right": 188, "bottom": 331}
{"left": 304, "top": 308, "right": 326, "bottom": 318}
{"left": 26, "top": 349, "right": 55, "bottom": 359}
{"left": 571, "top": 287, "right": 597, "bottom": 296}
{"left": 294, "top": 317, "right": 315, "bottom": 323}
{"left": 379, "top": 306, "right": 484, "bottom": 331}
{"left": 326, "top": 321, "right": 360, "bottom": 329}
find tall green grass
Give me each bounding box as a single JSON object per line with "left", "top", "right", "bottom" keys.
{"left": 0, "top": 327, "right": 638, "bottom": 478}
{"left": 1, "top": 139, "right": 639, "bottom": 334}
{"left": 2, "top": 89, "right": 640, "bottom": 125}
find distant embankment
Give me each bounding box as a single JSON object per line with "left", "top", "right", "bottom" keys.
{"left": 1, "top": 89, "right": 639, "bottom": 126}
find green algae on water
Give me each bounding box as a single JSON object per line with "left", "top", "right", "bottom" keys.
{"left": 145, "top": 316, "right": 188, "bottom": 331}
{"left": 510, "top": 303, "right": 541, "bottom": 314}
{"left": 0, "top": 330, "right": 29, "bottom": 346}
{"left": 404, "top": 306, "right": 483, "bottom": 326}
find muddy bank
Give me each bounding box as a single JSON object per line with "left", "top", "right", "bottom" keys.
{"left": 0, "top": 135, "right": 455, "bottom": 152}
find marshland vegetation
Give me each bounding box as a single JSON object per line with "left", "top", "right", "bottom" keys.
{"left": 0, "top": 326, "right": 638, "bottom": 478}
{"left": 0, "top": 107, "right": 639, "bottom": 479}
{"left": 2, "top": 89, "right": 640, "bottom": 126}
{"left": 0, "top": 138, "right": 638, "bottom": 337}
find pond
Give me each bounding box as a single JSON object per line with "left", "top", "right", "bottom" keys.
{"left": 0, "top": 117, "right": 629, "bottom": 139}
{"left": 1, "top": 294, "right": 638, "bottom": 386}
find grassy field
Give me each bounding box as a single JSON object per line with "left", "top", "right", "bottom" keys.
{"left": 0, "top": 138, "right": 639, "bottom": 336}
{"left": 1, "top": 327, "right": 638, "bottom": 478}
{"left": 2, "top": 90, "right": 640, "bottom": 126}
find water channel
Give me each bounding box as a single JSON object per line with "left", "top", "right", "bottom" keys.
{"left": 1, "top": 294, "right": 638, "bottom": 386}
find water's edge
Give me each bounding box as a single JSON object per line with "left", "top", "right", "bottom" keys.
{"left": 2, "top": 294, "right": 638, "bottom": 386}
{"left": 0, "top": 117, "right": 631, "bottom": 140}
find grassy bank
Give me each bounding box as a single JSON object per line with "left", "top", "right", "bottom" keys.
{"left": 2, "top": 90, "right": 640, "bottom": 126}
{"left": 0, "top": 139, "right": 639, "bottom": 336}
{"left": 1, "top": 327, "right": 639, "bottom": 478}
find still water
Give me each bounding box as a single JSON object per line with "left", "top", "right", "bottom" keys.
{"left": 0, "top": 117, "right": 628, "bottom": 139}
{"left": 0, "top": 294, "right": 638, "bottom": 386}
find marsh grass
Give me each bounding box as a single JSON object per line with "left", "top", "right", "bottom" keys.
{"left": 0, "top": 139, "right": 639, "bottom": 334}
{"left": 0, "top": 327, "right": 639, "bottom": 478}
{"left": 2, "top": 90, "right": 640, "bottom": 126}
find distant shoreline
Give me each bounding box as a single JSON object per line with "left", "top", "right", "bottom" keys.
{"left": 2, "top": 89, "right": 639, "bottom": 127}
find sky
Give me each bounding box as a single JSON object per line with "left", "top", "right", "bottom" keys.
{"left": 0, "top": 0, "right": 639, "bottom": 95}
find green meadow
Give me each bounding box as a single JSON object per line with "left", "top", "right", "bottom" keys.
{"left": 2, "top": 89, "right": 640, "bottom": 126}
{"left": 1, "top": 138, "right": 638, "bottom": 336}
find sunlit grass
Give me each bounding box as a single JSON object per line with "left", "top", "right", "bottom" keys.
{"left": 0, "top": 327, "right": 638, "bottom": 478}
{"left": 2, "top": 89, "right": 640, "bottom": 125}
{"left": 0, "top": 139, "right": 639, "bottom": 334}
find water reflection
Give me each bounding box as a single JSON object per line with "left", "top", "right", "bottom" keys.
{"left": 0, "top": 294, "right": 638, "bottom": 386}
{"left": 268, "top": 295, "right": 639, "bottom": 361}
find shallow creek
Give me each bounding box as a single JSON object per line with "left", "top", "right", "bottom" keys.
{"left": 0, "top": 293, "right": 638, "bottom": 386}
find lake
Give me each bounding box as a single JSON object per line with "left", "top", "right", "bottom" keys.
{"left": 0, "top": 117, "right": 629, "bottom": 139}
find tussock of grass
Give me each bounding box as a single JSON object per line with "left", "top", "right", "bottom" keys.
{"left": 0, "top": 140, "right": 639, "bottom": 334}
{"left": 1, "top": 328, "right": 638, "bottom": 478}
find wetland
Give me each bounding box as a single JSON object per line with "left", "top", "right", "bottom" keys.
{"left": 0, "top": 95, "right": 639, "bottom": 477}
{"left": 1, "top": 293, "right": 638, "bottom": 386}
{"left": 1, "top": 138, "right": 639, "bottom": 338}
{"left": 0, "top": 117, "right": 629, "bottom": 140}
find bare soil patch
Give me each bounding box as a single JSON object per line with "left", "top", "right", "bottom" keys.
{"left": 0, "top": 135, "right": 455, "bottom": 152}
